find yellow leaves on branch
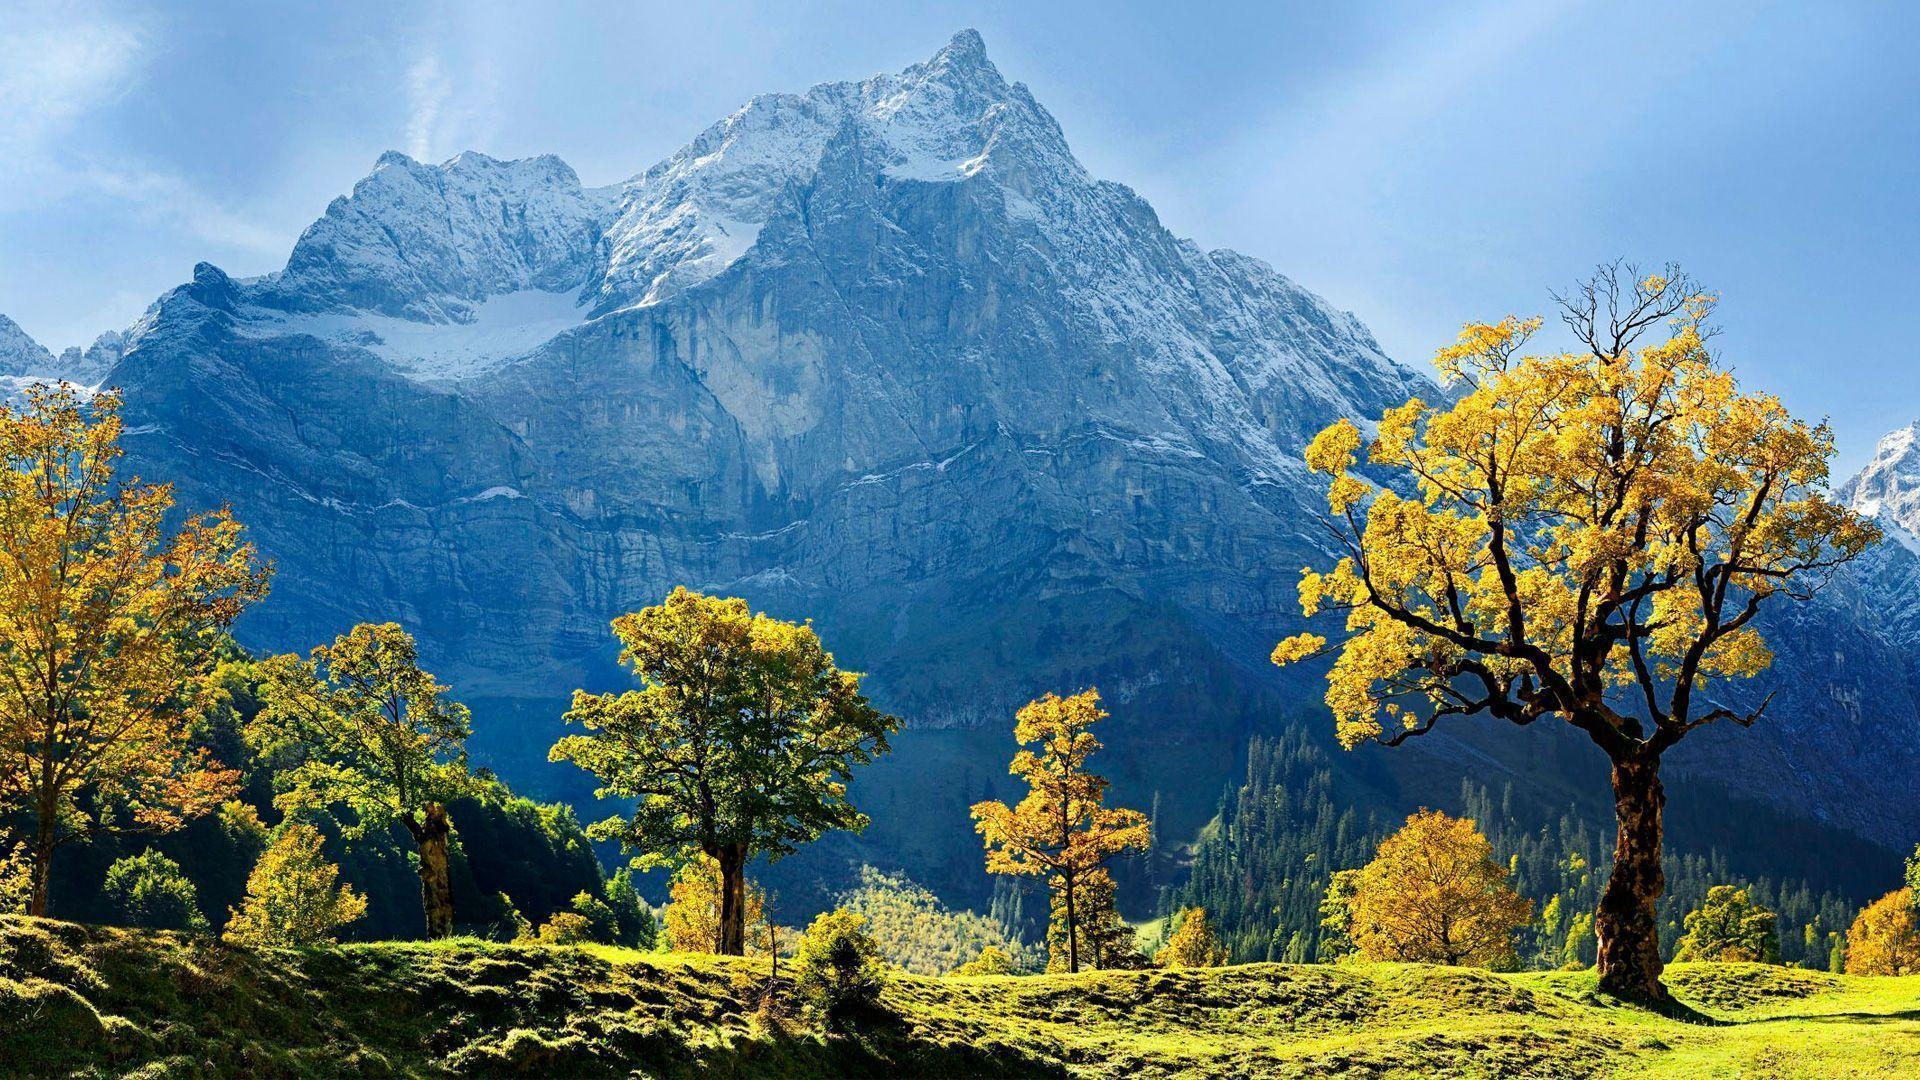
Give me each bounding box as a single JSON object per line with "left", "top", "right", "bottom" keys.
{"left": 1845, "top": 889, "right": 1920, "bottom": 976}
{"left": 1347, "top": 810, "right": 1531, "bottom": 968}
{"left": 1271, "top": 268, "right": 1878, "bottom": 752}
{"left": 0, "top": 385, "right": 269, "bottom": 906}
{"left": 970, "top": 690, "right": 1151, "bottom": 882}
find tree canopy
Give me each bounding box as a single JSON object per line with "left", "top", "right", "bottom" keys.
{"left": 223, "top": 823, "right": 366, "bottom": 948}
{"left": 1846, "top": 890, "right": 1920, "bottom": 977}
{"left": 0, "top": 386, "right": 269, "bottom": 915}
{"left": 1347, "top": 809, "right": 1530, "bottom": 968}
{"left": 1271, "top": 266, "right": 1874, "bottom": 1002}
{"left": 551, "top": 587, "right": 897, "bottom": 955}
{"left": 1673, "top": 885, "right": 1779, "bottom": 964}
{"left": 251, "top": 622, "right": 476, "bottom": 937}
{"left": 972, "top": 689, "right": 1150, "bottom": 973}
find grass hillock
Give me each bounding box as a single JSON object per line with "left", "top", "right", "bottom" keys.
{"left": 5, "top": 915, "right": 1919, "bottom": 1078}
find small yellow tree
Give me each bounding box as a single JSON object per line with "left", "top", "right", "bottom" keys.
{"left": 223, "top": 823, "right": 366, "bottom": 948}
{"left": 1347, "top": 810, "right": 1531, "bottom": 968}
{"left": 1845, "top": 890, "right": 1920, "bottom": 976}
{"left": 663, "top": 852, "right": 768, "bottom": 953}
{"left": 1272, "top": 267, "right": 1874, "bottom": 1001}
{"left": 1156, "top": 907, "right": 1228, "bottom": 968}
{"left": 972, "top": 689, "right": 1150, "bottom": 973}
{"left": 0, "top": 386, "right": 269, "bottom": 915}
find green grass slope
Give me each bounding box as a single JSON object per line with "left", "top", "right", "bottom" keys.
{"left": 4, "top": 915, "right": 1918, "bottom": 1078}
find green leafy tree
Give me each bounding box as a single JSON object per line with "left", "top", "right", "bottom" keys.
{"left": 605, "top": 868, "right": 658, "bottom": 949}
{"left": 1319, "top": 869, "right": 1362, "bottom": 961}
{"left": 550, "top": 588, "right": 898, "bottom": 955}
{"left": 570, "top": 890, "right": 619, "bottom": 944}
{"left": 103, "top": 850, "right": 208, "bottom": 933}
{"left": 251, "top": 623, "right": 476, "bottom": 939}
{"left": 973, "top": 689, "right": 1151, "bottom": 973}
{"left": 793, "top": 909, "right": 888, "bottom": 1031}
{"left": 223, "top": 823, "right": 366, "bottom": 947}
{"left": 1673, "top": 885, "right": 1780, "bottom": 963}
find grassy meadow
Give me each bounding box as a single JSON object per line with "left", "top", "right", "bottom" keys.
{"left": 5, "top": 914, "right": 1917, "bottom": 1078}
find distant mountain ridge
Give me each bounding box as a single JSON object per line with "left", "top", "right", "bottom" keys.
{"left": 3, "top": 31, "right": 1918, "bottom": 901}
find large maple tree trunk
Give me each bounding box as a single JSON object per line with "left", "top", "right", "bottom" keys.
{"left": 412, "top": 803, "right": 456, "bottom": 940}
{"left": 716, "top": 844, "right": 749, "bottom": 956}
{"left": 1595, "top": 753, "right": 1671, "bottom": 1003}
{"left": 27, "top": 806, "right": 55, "bottom": 918}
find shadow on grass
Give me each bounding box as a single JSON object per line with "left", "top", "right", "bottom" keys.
{"left": 1738, "top": 1009, "right": 1920, "bottom": 1027}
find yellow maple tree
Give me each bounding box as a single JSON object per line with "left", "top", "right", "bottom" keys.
{"left": 1844, "top": 889, "right": 1920, "bottom": 976}
{"left": 1272, "top": 265, "right": 1875, "bottom": 1002}
{"left": 971, "top": 689, "right": 1150, "bottom": 973}
{"left": 1347, "top": 809, "right": 1531, "bottom": 968}
{"left": 0, "top": 386, "right": 269, "bottom": 915}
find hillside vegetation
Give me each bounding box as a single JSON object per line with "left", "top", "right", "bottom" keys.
{"left": 6, "top": 916, "right": 1918, "bottom": 1079}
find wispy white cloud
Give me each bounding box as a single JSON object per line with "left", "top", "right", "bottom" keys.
{"left": 0, "top": 1, "right": 144, "bottom": 154}
{"left": 70, "top": 161, "right": 286, "bottom": 255}
{"left": 399, "top": 25, "right": 503, "bottom": 164}
{"left": 0, "top": 2, "right": 282, "bottom": 259}
{"left": 405, "top": 50, "right": 451, "bottom": 161}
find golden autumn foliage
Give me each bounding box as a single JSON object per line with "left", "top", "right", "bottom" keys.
{"left": 1155, "top": 906, "right": 1228, "bottom": 968}
{"left": 223, "top": 823, "right": 366, "bottom": 948}
{"left": 1272, "top": 279, "right": 1874, "bottom": 753}
{"left": 1270, "top": 266, "right": 1875, "bottom": 1002}
{"left": 1347, "top": 810, "right": 1531, "bottom": 968}
{"left": 663, "top": 852, "right": 768, "bottom": 954}
{"left": 0, "top": 386, "right": 269, "bottom": 915}
{"left": 1844, "top": 890, "right": 1920, "bottom": 976}
{"left": 972, "top": 689, "right": 1150, "bottom": 973}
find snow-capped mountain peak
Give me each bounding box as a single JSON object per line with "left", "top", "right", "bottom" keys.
{"left": 0, "top": 315, "right": 53, "bottom": 377}
{"left": 1842, "top": 420, "right": 1920, "bottom": 551}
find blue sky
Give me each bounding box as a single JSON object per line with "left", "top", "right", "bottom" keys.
{"left": 2, "top": 0, "right": 1914, "bottom": 474}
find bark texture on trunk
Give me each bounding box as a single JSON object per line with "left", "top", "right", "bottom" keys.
{"left": 1064, "top": 874, "right": 1081, "bottom": 974}
{"left": 716, "top": 845, "right": 748, "bottom": 956}
{"left": 28, "top": 811, "right": 55, "bottom": 918}
{"left": 1595, "top": 753, "right": 1670, "bottom": 1003}
{"left": 414, "top": 802, "right": 455, "bottom": 940}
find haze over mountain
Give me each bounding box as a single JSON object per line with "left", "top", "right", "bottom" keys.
{"left": 3, "top": 31, "right": 1917, "bottom": 905}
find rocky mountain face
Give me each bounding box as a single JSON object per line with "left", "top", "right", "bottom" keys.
{"left": 0, "top": 314, "right": 53, "bottom": 375}
{"left": 0, "top": 313, "right": 128, "bottom": 385}
{"left": 12, "top": 31, "right": 1919, "bottom": 900}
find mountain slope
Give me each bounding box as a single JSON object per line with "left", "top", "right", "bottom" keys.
{"left": 46, "top": 31, "right": 1920, "bottom": 909}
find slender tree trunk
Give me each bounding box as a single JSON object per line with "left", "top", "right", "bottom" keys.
{"left": 716, "top": 844, "right": 748, "bottom": 956}
{"left": 27, "top": 807, "right": 55, "bottom": 918}
{"left": 1596, "top": 753, "right": 1670, "bottom": 1003}
{"left": 415, "top": 802, "right": 455, "bottom": 940}
{"left": 1064, "top": 873, "right": 1080, "bottom": 974}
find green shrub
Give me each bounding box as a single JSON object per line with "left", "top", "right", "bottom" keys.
{"left": 570, "top": 891, "right": 618, "bottom": 943}
{"left": 102, "top": 852, "right": 208, "bottom": 933}
{"left": 793, "top": 909, "right": 887, "bottom": 1030}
